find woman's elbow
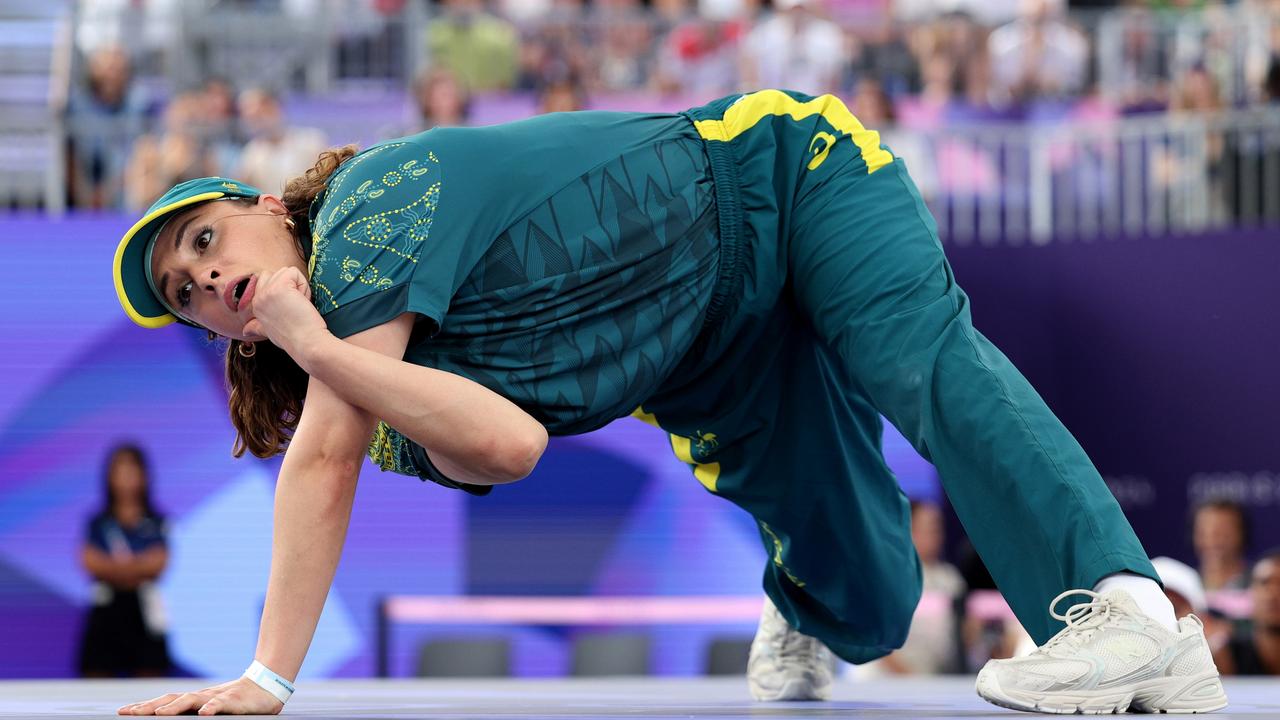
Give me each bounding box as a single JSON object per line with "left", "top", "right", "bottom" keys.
{"left": 492, "top": 425, "right": 548, "bottom": 482}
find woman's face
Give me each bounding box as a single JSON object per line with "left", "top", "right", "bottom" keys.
{"left": 910, "top": 503, "right": 944, "bottom": 564}
{"left": 148, "top": 195, "right": 305, "bottom": 341}
{"left": 109, "top": 454, "right": 145, "bottom": 502}
{"left": 1193, "top": 506, "right": 1245, "bottom": 562}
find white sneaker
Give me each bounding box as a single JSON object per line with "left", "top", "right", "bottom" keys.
{"left": 976, "top": 589, "right": 1228, "bottom": 714}
{"left": 748, "top": 594, "right": 835, "bottom": 701}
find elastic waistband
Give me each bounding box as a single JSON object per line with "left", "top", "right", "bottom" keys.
{"left": 684, "top": 112, "right": 744, "bottom": 341}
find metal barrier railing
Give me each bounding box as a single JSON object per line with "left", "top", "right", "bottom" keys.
{"left": 904, "top": 109, "right": 1280, "bottom": 244}
{"left": 43, "top": 107, "right": 1280, "bottom": 242}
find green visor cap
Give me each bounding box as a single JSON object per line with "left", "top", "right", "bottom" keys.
{"left": 113, "top": 177, "right": 264, "bottom": 328}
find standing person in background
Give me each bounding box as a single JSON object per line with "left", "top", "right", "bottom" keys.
{"left": 538, "top": 74, "right": 587, "bottom": 114}
{"left": 1213, "top": 550, "right": 1280, "bottom": 676}
{"left": 1151, "top": 556, "right": 1228, "bottom": 648}
{"left": 236, "top": 88, "right": 329, "bottom": 196}
{"left": 1193, "top": 499, "right": 1251, "bottom": 592}
{"left": 986, "top": 0, "right": 1088, "bottom": 107}
{"left": 65, "top": 45, "right": 149, "bottom": 210}
{"left": 740, "top": 0, "right": 845, "bottom": 93}
{"left": 874, "top": 499, "right": 966, "bottom": 674}
{"left": 123, "top": 92, "right": 218, "bottom": 212}
{"left": 79, "top": 444, "right": 171, "bottom": 678}
{"left": 425, "top": 0, "right": 519, "bottom": 91}
{"left": 411, "top": 68, "right": 472, "bottom": 131}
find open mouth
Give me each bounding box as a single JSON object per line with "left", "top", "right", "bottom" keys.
{"left": 232, "top": 277, "right": 251, "bottom": 310}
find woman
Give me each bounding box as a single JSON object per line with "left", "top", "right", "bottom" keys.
{"left": 113, "top": 90, "right": 1224, "bottom": 715}
{"left": 80, "top": 444, "right": 171, "bottom": 678}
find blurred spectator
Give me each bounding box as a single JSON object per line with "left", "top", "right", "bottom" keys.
{"left": 740, "top": 0, "right": 846, "bottom": 94}
{"left": 878, "top": 500, "right": 965, "bottom": 674}
{"left": 1265, "top": 55, "right": 1280, "bottom": 102}
{"left": 78, "top": 444, "right": 171, "bottom": 678}
{"left": 1193, "top": 499, "right": 1251, "bottom": 592}
{"left": 987, "top": 0, "right": 1088, "bottom": 107}
{"left": 701, "top": 0, "right": 764, "bottom": 22}
{"left": 196, "top": 77, "right": 245, "bottom": 177}
{"left": 539, "top": 76, "right": 587, "bottom": 113}
{"left": 1152, "top": 556, "right": 1208, "bottom": 620}
{"left": 76, "top": 0, "right": 182, "bottom": 59}
{"left": 596, "top": 0, "right": 656, "bottom": 91}
{"left": 1213, "top": 549, "right": 1280, "bottom": 675}
{"left": 65, "top": 46, "right": 149, "bottom": 209}
{"left": 653, "top": 13, "right": 748, "bottom": 95}
{"left": 236, "top": 88, "right": 330, "bottom": 196}
{"left": 1171, "top": 65, "right": 1224, "bottom": 114}
{"left": 124, "top": 92, "right": 219, "bottom": 210}
{"left": 498, "top": 0, "right": 554, "bottom": 24}
{"left": 850, "top": 77, "right": 896, "bottom": 127}
{"left": 413, "top": 68, "right": 473, "bottom": 130}
{"left": 847, "top": 18, "right": 920, "bottom": 99}
{"left": 902, "top": 11, "right": 991, "bottom": 121}
{"left": 1098, "top": 4, "right": 1171, "bottom": 114}
{"left": 1152, "top": 556, "right": 1228, "bottom": 646}
{"left": 426, "top": 0, "right": 520, "bottom": 91}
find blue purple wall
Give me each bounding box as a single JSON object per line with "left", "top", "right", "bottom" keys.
{"left": 1, "top": 214, "right": 1274, "bottom": 678}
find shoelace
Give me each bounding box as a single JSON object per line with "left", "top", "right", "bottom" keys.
{"left": 1039, "top": 589, "right": 1119, "bottom": 653}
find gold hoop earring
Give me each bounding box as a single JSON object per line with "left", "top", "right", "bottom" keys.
{"left": 284, "top": 216, "right": 296, "bottom": 230}
{"left": 238, "top": 341, "right": 257, "bottom": 358}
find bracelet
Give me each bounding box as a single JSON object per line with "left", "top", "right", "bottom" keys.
{"left": 242, "top": 660, "right": 295, "bottom": 704}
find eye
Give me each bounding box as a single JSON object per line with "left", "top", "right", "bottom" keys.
{"left": 177, "top": 281, "right": 192, "bottom": 308}
{"left": 194, "top": 228, "right": 212, "bottom": 253}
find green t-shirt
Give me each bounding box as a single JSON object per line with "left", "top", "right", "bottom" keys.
{"left": 307, "top": 112, "right": 720, "bottom": 491}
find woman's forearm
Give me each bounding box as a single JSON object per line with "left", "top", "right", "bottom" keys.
{"left": 300, "top": 332, "right": 548, "bottom": 485}
{"left": 253, "top": 452, "right": 359, "bottom": 681}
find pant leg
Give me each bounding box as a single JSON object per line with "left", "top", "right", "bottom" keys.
{"left": 784, "top": 117, "right": 1158, "bottom": 644}
{"left": 654, "top": 312, "right": 923, "bottom": 665}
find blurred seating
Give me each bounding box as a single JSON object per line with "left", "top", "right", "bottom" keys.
{"left": 570, "top": 632, "right": 652, "bottom": 677}
{"left": 0, "top": 0, "right": 64, "bottom": 211}
{"left": 703, "top": 636, "right": 752, "bottom": 676}
{"left": 416, "top": 637, "right": 511, "bottom": 678}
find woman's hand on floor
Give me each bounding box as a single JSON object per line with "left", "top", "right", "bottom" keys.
{"left": 117, "top": 677, "right": 284, "bottom": 716}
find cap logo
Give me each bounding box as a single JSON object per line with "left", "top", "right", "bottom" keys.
{"left": 222, "top": 182, "right": 240, "bottom": 191}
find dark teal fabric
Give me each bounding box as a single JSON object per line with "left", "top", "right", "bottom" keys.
{"left": 307, "top": 113, "right": 721, "bottom": 480}
{"left": 640, "top": 91, "right": 1158, "bottom": 655}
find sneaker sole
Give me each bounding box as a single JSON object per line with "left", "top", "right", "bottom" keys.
{"left": 749, "top": 677, "right": 832, "bottom": 702}
{"left": 976, "top": 669, "right": 1228, "bottom": 714}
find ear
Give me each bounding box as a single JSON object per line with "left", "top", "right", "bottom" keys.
{"left": 257, "top": 193, "right": 288, "bottom": 216}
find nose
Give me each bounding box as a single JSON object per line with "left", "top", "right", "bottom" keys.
{"left": 199, "top": 268, "right": 222, "bottom": 293}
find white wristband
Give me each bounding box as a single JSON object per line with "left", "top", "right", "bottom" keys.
{"left": 242, "top": 660, "right": 295, "bottom": 705}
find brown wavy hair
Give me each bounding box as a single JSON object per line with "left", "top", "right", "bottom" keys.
{"left": 224, "top": 144, "right": 360, "bottom": 459}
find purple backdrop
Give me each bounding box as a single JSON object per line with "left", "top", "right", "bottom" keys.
{"left": 945, "top": 228, "right": 1280, "bottom": 561}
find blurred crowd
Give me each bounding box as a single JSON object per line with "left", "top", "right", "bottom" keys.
{"left": 856, "top": 497, "right": 1280, "bottom": 678}
{"left": 61, "top": 0, "right": 1280, "bottom": 212}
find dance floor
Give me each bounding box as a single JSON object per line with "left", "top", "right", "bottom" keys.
{"left": 1, "top": 677, "right": 1276, "bottom": 719}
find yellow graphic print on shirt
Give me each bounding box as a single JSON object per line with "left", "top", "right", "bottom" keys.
{"left": 308, "top": 141, "right": 441, "bottom": 315}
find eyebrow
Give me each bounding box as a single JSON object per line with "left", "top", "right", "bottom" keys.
{"left": 171, "top": 215, "right": 198, "bottom": 252}
{"left": 156, "top": 213, "right": 201, "bottom": 306}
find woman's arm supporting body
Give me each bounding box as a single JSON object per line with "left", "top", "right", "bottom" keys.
{"left": 122, "top": 318, "right": 404, "bottom": 716}
{"left": 125, "top": 273, "right": 548, "bottom": 716}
